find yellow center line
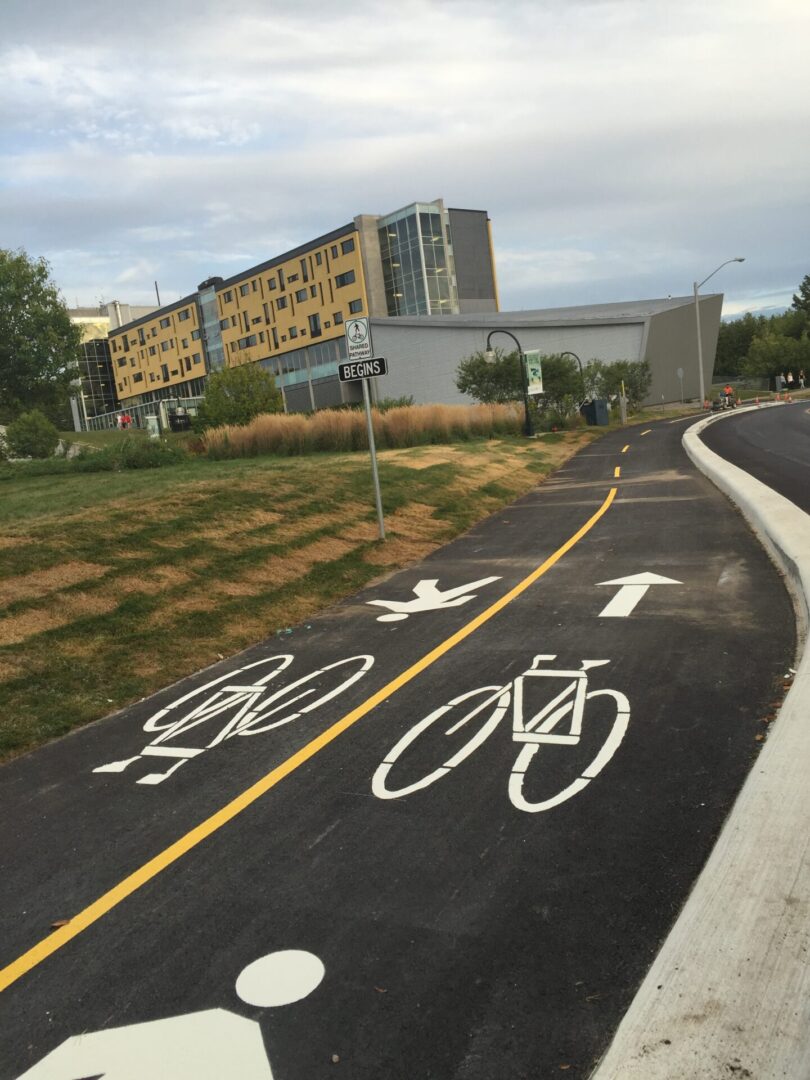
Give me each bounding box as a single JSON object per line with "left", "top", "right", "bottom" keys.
{"left": 0, "top": 487, "right": 618, "bottom": 995}
{"left": 621, "top": 445, "right": 630, "bottom": 453}
{"left": 613, "top": 466, "right": 621, "bottom": 478}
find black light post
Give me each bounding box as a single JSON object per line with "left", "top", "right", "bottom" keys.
{"left": 560, "top": 350, "right": 586, "bottom": 405}
{"left": 484, "top": 329, "right": 534, "bottom": 437}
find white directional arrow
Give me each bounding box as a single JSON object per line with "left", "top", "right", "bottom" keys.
{"left": 596, "top": 572, "right": 682, "bottom": 617}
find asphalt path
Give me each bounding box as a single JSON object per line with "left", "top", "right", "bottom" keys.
{"left": 0, "top": 418, "right": 796, "bottom": 1079}
{"left": 700, "top": 400, "right": 810, "bottom": 513}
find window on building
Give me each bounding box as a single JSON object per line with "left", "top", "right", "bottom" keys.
{"left": 252, "top": 280, "right": 258, "bottom": 291}
{"left": 277, "top": 269, "right": 285, "bottom": 291}
{"left": 159, "top": 317, "right": 171, "bottom": 329}
{"left": 133, "top": 372, "right": 144, "bottom": 383}
{"left": 240, "top": 283, "right": 250, "bottom": 296}
{"left": 288, "top": 273, "right": 298, "bottom": 284}
{"left": 149, "top": 373, "right": 156, "bottom": 382}
{"left": 243, "top": 311, "right": 250, "bottom": 332}
{"left": 300, "top": 259, "right": 309, "bottom": 283}
{"left": 348, "top": 299, "right": 363, "bottom": 314}
{"left": 289, "top": 326, "right": 298, "bottom": 339}
{"left": 152, "top": 328, "right": 157, "bottom": 337}
{"left": 161, "top": 340, "right": 172, "bottom": 352}
{"left": 310, "top": 285, "right": 317, "bottom": 298}
{"left": 138, "top": 329, "right": 146, "bottom": 345}
{"left": 272, "top": 327, "right": 279, "bottom": 348}
{"left": 231, "top": 315, "right": 237, "bottom": 326}
{"left": 149, "top": 345, "right": 157, "bottom": 356}
{"left": 122, "top": 334, "right": 129, "bottom": 351}
{"left": 193, "top": 353, "right": 202, "bottom": 364}
{"left": 331, "top": 245, "right": 338, "bottom": 258}
{"left": 268, "top": 276, "right": 277, "bottom": 290}
{"left": 333, "top": 311, "right": 344, "bottom": 324}
{"left": 117, "top": 357, "right": 127, "bottom": 368}
{"left": 161, "top": 364, "right": 170, "bottom": 381}
{"left": 335, "top": 270, "right": 356, "bottom": 288}
{"left": 219, "top": 318, "right": 229, "bottom": 330}
{"left": 251, "top": 316, "right": 262, "bottom": 325}
{"left": 277, "top": 296, "right": 287, "bottom": 309}
{"left": 295, "top": 288, "right": 307, "bottom": 302}
{"left": 178, "top": 309, "right": 190, "bottom": 321}
{"left": 181, "top": 338, "right": 189, "bottom": 348}
{"left": 308, "top": 313, "right": 322, "bottom": 338}
{"left": 259, "top": 331, "right": 265, "bottom": 342}
{"left": 222, "top": 290, "right": 233, "bottom": 303}
{"left": 184, "top": 357, "right": 192, "bottom": 372}
{"left": 315, "top": 251, "right": 323, "bottom": 266}
{"left": 192, "top": 328, "right": 201, "bottom": 340}
{"left": 341, "top": 237, "right": 356, "bottom": 255}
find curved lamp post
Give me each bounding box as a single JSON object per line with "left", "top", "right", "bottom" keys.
{"left": 560, "top": 350, "right": 586, "bottom": 404}
{"left": 694, "top": 257, "right": 745, "bottom": 404}
{"left": 484, "top": 329, "right": 533, "bottom": 437}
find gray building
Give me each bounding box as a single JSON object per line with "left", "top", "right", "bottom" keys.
{"left": 367, "top": 295, "right": 723, "bottom": 407}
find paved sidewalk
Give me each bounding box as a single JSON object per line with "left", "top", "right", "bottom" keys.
{"left": 592, "top": 409, "right": 810, "bottom": 1080}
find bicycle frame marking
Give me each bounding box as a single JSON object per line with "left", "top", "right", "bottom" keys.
{"left": 93, "top": 654, "right": 375, "bottom": 786}
{"left": 0, "top": 487, "right": 618, "bottom": 995}
{"left": 373, "top": 655, "right": 630, "bottom": 813}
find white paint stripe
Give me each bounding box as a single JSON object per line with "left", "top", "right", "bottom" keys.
{"left": 592, "top": 414, "right": 810, "bottom": 1079}
{"left": 597, "top": 584, "right": 649, "bottom": 617}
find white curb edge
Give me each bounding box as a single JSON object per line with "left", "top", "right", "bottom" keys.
{"left": 591, "top": 408, "right": 810, "bottom": 1080}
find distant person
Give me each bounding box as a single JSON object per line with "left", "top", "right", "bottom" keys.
{"left": 799, "top": 369, "right": 806, "bottom": 389}
{"left": 786, "top": 371, "right": 795, "bottom": 391}
{"left": 117, "top": 413, "right": 125, "bottom": 429}
{"left": 723, "top": 383, "right": 734, "bottom": 407}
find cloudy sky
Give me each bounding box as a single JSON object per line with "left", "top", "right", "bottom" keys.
{"left": 2, "top": 0, "right": 808, "bottom": 317}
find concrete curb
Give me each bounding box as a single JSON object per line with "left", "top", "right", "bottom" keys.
{"left": 591, "top": 409, "right": 810, "bottom": 1080}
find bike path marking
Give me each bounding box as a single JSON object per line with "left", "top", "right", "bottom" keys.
{"left": 0, "top": 487, "right": 618, "bottom": 995}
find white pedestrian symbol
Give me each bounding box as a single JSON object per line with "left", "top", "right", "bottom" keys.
{"left": 367, "top": 576, "right": 501, "bottom": 622}
{"left": 18, "top": 949, "right": 325, "bottom": 1079}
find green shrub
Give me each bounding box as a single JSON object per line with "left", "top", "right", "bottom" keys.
{"left": 5, "top": 410, "right": 60, "bottom": 458}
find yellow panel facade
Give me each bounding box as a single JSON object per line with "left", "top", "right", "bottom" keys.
{"left": 109, "top": 298, "right": 204, "bottom": 403}
{"left": 216, "top": 230, "right": 366, "bottom": 369}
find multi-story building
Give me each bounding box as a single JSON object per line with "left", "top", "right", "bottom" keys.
{"left": 108, "top": 200, "right": 498, "bottom": 414}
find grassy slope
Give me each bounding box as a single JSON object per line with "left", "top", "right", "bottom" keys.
{"left": 0, "top": 433, "right": 599, "bottom": 759}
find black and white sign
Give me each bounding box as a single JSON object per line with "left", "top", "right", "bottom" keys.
{"left": 345, "top": 317, "right": 372, "bottom": 360}
{"left": 338, "top": 357, "right": 388, "bottom": 382}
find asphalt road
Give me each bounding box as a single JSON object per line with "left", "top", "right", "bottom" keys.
{"left": 0, "top": 416, "right": 797, "bottom": 1079}
{"left": 700, "top": 400, "right": 810, "bottom": 513}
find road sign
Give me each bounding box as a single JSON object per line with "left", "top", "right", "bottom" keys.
{"left": 525, "top": 350, "right": 544, "bottom": 396}
{"left": 345, "top": 317, "right": 372, "bottom": 360}
{"left": 338, "top": 357, "right": 388, "bottom": 383}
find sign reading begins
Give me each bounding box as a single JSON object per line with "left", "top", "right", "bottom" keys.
{"left": 338, "top": 357, "right": 388, "bottom": 382}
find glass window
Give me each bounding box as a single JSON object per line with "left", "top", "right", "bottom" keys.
{"left": 300, "top": 259, "right": 309, "bottom": 283}
{"left": 315, "top": 252, "right": 323, "bottom": 266}
{"left": 331, "top": 245, "right": 338, "bottom": 258}
{"left": 193, "top": 353, "right": 202, "bottom": 364}
{"left": 149, "top": 345, "right": 156, "bottom": 356}
{"left": 222, "top": 290, "right": 233, "bottom": 303}
{"left": 240, "top": 283, "right": 250, "bottom": 296}
{"left": 310, "top": 285, "right": 317, "bottom": 298}
{"left": 348, "top": 299, "right": 363, "bottom": 314}
{"left": 138, "top": 329, "right": 146, "bottom": 345}
{"left": 159, "top": 317, "right": 171, "bottom": 329}
{"left": 192, "top": 328, "right": 201, "bottom": 340}
{"left": 181, "top": 338, "right": 188, "bottom": 348}
{"left": 295, "top": 288, "right": 307, "bottom": 302}
{"left": 268, "top": 277, "right": 277, "bottom": 290}
{"left": 288, "top": 273, "right": 298, "bottom": 283}
{"left": 335, "top": 270, "right": 356, "bottom": 288}
{"left": 277, "top": 269, "right": 285, "bottom": 291}
{"left": 219, "top": 318, "right": 229, "bottom": 330}
{"left": 277, "top": 296, "right": 287, "bottom": 309}
{"left": 341, "top": 237, "right": 355, "bottom": 255}
{"left": 333, "top": 311, "right": 343, "bottom": 325}
{"left": 308, "top": 313, "right": 322, "bottom": 338}
{"left": 161, "top": 340, "right": 171, "bottom": 352}
{"left": 178, "top": 309, "right": 190, "bottom": 321}
{"left": 289, "top": 326, "right": 298, "bottom": 339}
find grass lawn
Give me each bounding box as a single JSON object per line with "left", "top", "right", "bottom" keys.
{"left": 0, "top": 432, "right": 604, "bottom": 760}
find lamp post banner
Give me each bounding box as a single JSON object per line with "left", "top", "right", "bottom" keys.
{"left": 525, "top": 350, "right": 544, "bottom": 396}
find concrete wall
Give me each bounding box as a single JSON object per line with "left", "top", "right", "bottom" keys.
{"left": 644, "top": 294, "right": 722, "bottom": 403}
{"left": 371, "top": 320, "right": 646, "bottom": 405}
{"left": 448, "top": 209, "right": 498, "bottom": 312}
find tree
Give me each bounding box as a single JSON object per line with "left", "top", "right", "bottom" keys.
{"left": 5, "top": 409, "right": 60, "bottom": 458}
{"left": 589, "top": 359, "right": 652, "bottom": 409}
{"left": 455, "top": 347, "right": 523, "bottom": 403}
{"left": 196, "top": 360, "right": 283, "bottom": 429}
{"left": 743, "top": 332, "right": 810, "bottom": 378}
{"left": 791, "top": 274, "right": 810, "bottom": 319}
{"left": 0, "top": 249, "right": 81, "bottom": 420}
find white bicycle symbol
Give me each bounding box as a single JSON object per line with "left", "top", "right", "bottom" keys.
{"left": 94, "top": 654, "right": 374, "bottom": 785}
{"left": 372, "top": 655, "right": 630, "bottom": 812}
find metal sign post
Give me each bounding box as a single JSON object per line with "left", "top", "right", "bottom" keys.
{"left": 361, "top": 376, "right": 385, "bottom": 540}
{"left": 342, "top": 320, "right": 386, "bottom": 539}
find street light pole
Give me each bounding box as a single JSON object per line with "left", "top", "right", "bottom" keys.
{"left": 484, "top": 329, "right": 533, "bottom": 437}
{"left": 693, "top": 257, "right": 745, "bottom": 405}
{"left": 560, "top": 351, "right": 585, "bottom": 404}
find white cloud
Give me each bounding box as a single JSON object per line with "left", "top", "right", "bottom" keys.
{"left": 0, "top": 0, "right": 808, "bottom": 312}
